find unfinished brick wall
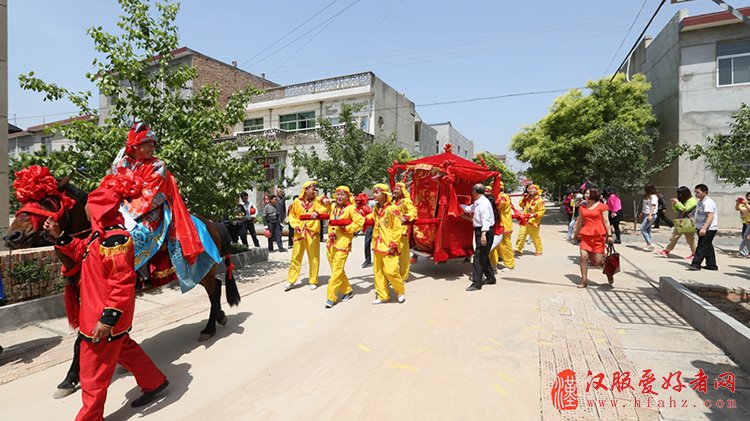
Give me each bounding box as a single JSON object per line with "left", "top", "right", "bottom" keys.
{"left": 0, "top": 248, "right": 63, "bottom": 304}
{"left": 192, "top": 54, "right": 277, "bottom": 109}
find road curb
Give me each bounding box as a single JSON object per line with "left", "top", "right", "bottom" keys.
{"left": 0, "top": 248, "right": 269, "bottom": 334}
{"left": 659, "top": 276, "right": 750, "bottom": 370}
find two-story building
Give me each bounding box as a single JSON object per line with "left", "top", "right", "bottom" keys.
{"left": 7, "top": 115, "right": 95, "bottom": 160}
{"left": 430, "top": 121, "right": 475, "bottom": 159}
{"left": 624, "top": 7, "right": 750, "bottom": 224}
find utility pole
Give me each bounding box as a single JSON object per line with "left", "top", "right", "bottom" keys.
{"left": 672, "top": 0, "right": 750, "bottom": 28}
{"left": 0, "top": 0, "right": 8, "bottom": 251}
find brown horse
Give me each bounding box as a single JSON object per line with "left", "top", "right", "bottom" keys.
{"left": 3, "top": 176, "right": 241, "bottom": 396}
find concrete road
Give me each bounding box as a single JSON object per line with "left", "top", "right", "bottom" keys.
{"left": 1, "top": 212, "right": 749, "bottom": 420}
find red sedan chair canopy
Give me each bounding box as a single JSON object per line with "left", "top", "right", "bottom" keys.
{"left": 388, "top": 145, "right": 501, "bottom": 263}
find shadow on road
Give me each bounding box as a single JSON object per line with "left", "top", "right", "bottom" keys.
{"left": 0, "top": 336, "right": 63, "bottom": 367}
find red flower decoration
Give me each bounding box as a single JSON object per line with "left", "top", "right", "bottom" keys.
{"left": 13, "top": 166, "right": 60, "bottom": 203}
{"left": 99, "top": 168, "right": 143, "bottom": 199}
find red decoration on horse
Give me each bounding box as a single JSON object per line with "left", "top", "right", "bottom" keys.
{"left": 13, "top": 166, "right": 77, "bottom": 229}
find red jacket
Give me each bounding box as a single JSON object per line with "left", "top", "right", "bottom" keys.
{"left": 55, "top": 227, "right": 136, "bottom": 341}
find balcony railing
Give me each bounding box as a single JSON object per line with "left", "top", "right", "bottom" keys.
{"left": 248, "top": 72, "right": 373, "bottom": 103}
{"left": 232, "top": 125, "right": 374, "bottom": 147}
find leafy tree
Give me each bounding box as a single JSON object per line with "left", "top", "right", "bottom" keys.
{"left": 291, "top": 105, "right": 408, "bottom": 195}
{"left": 14, "top": 0, "right": 273, "bottom": 219}
{"left": 510, "top": 73, "right": 659, "bottom": 193}
{"left": 585, "top": 122, "right": 688, "bottom": 226}
{"left": 689, "top": 103, "right": 750, "bottom": 186}
{"left": 473, "top": 152, "right": 519, "bottom": 193}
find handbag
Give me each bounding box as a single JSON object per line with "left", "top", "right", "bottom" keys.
{"left": 602, "top": 244, "right": 620, "bottom": 276}
{"left": 673, "top": 218, "right": 695, "bottom": 234}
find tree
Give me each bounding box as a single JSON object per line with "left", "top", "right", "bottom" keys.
{"left": 473, "top": 152, "right": 519, "bottom": 192}
{"left": 14, "top": 0, "right": 273, "bottom": 219}
{"left": 510, "top": 73, "right": 659, "bottom": 193}
{"left": 291, "top": 105, "right": 408, "bottom": 195}
{"left": 689, "top": 103, "right": 750, "bottom": 186}
{"left": 585, "top": 122, "right": 688, "bottom": 227}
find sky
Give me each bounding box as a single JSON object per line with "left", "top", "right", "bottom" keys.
{"left": 7, "top": 0, "right": 744, "bottom": 171}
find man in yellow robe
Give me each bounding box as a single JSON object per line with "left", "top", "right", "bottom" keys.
{"left": 324, "top": 186, "right": 364, "bottom": 308}
{"left": 369, "top": 184, "right": 405, "bottom": 304}
{"left": 515, "top": 184, "right": 546, "bottom": 256}
{"left": 285, "top": 181, "right": 329, "bottom": 291}
{"left": 489, "top": 182, "right": 515, "bottom": 271}
{"left": 393, "top": 182, "right": 417, "bottom": 283}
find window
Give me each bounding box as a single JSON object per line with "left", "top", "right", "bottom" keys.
{"left": 244, "top": 117, "right": 264, "bottom": 132}
{"left": 717, "top": 40, "right": 750, "bottom": 86}
{"left": 279, "top": 111, "right": 316, "bottom": 131}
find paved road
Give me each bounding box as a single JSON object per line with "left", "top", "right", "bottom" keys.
{"left": 1, "top": 210, "right": 749, "bottom": 420}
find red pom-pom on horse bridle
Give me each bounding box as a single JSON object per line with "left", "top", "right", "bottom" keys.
{"left": 13, "top": 166, "right": 77, "bottom": 228}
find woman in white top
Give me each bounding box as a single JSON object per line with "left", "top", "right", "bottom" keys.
{"left": 639, "top": 184, "right": 659, "bottom": 250}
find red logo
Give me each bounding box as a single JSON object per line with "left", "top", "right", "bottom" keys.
{"left": 552, "top": 369, "right": 578, "bottom": 410}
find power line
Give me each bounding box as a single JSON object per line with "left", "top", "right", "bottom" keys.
{"left": 243, "top": 0, "right": 363, "bottom": 70}
{"left": 610, "top": 0, "right": 668, "bottom": 82}
{"left": 237, "top": 0, "right": 340, "bottom": 69}
{"left": 602, "top": 0, "right": 651, "bottom": 77}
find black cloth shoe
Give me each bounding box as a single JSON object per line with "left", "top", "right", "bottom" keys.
{"left": 485, "top": 280, "right": 497, "bottom": 285}
{"left": 702, "top": 266, "right": 719, "bottom": 271}
{"left": 131, "top": 380, "right": 169, "bottom": 408}
{"left": 687, "top": 265, "right": 701, "bottom": 271}
{"left": 466, "top": 285, "right": 481, "bottom": 291}
{"left": 361, "top": 260, "right": 372, "bottom": 268}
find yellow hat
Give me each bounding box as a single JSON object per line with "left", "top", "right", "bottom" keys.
{"left": 335, "top": 185, "right": 355, "bottom": 205}
{"left": 373, "top": 183, "right": 392, "bottom": 203}
{"left": 299, "top": 181, "right": 317, "bottom": 198}
{"left": 395, "top": 182, "right": 411, "bottom": 201}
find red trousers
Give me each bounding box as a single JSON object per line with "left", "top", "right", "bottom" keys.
{"left": 76, "top": 334, "right": 166, "bottom": 421}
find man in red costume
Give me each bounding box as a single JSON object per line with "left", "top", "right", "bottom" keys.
{"left": 44, "top": 170, "right": 169, "bottom": 421}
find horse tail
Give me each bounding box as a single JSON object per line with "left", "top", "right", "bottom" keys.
{"left": 224, "top": 254, "right": 241, "bottom": 306}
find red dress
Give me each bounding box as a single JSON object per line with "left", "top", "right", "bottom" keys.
{"left": 578, "top": 202, "right": 608, "bottom": 254}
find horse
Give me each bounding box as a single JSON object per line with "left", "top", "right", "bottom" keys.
{"left": 3, "top": 176, "right": 241, "bottom": 397}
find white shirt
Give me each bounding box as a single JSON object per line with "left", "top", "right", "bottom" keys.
{"left": 461, "top": 194, "right": 495, "bottom": 232}
{"left": 241, "top": 200, "right": 256, "bottom": 221}
{"left": 696, "top": 196, "right": 718, "bottom": 231}
{"left": 642, "top": 194, "right": 658, "bottom": 216}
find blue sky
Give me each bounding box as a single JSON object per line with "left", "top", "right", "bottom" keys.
{"left": 7, "top": 0, "right": 741, "bottom": 170}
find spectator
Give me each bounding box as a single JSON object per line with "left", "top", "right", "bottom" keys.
{"left": 655, "top": 186, "right": 697, "bottom": 259}
{"left": 652, "top": 193, "right": 674, "bottom": 229}
{"left": 688, "top": 184, "right": 718, "bottom": 271}
{"left": 461, "top": 183, "right": 496, "bottom": 291}
{"left": 735, "top": 191, "right": 750, "bottom": 257}
{"left": 240, "top": 192, "right": 261, "bottom": 248}
{"left": 562, "top": 191, "right": 574, "bottom": 223}
{"left": 603, "top": 187, "right": 622, "bottom": 244}
{"left": 567, "top": 192, "right": 584, "bottom": 241}
{"left": 286, "top": 195, "right": 297, "bottom": 248}
{"left": 639, "top": 184, "right": 659, "bottom": 251}
{"left": 264, "top": 196, "right": 286, "bottom": 252}
{"left": 227, "top": 200, "right": 246, "bottom": 245}
{"left": 573, "top": 187, "right": 614, "bottom": 288}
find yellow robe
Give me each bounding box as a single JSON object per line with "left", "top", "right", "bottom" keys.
{"left": 287, "top": 197, "right": 329, "bottom": 285}
{"left": 326, "top": 204, "right": 364, "bottom": 302}
{"left": 370, "top": 202, "right": 404, "bottom": 301}
{"left": 515, "top": 196, "right": 545, "bottom": 255}
{"left": 396, "top": 197, "right": 417, "bottom": 282}
{"left": 490, "top": 192, "right": 515, "bottom": 269}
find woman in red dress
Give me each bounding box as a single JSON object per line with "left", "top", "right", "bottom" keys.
{"left": 573, "top": 188, "right": 614, "bottom": 288}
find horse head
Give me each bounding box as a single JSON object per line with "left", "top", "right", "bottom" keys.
{"left": 4, "top": 175, "right": 89, "bottom": 249}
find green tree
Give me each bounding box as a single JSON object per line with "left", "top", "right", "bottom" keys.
{"left": 510, "top": 73, "right": 659, "bottom": 193}
{"left": 689, "top": 103, "right": 750, "bottom": 186}
{"left": 291, "top": 105, "right": 408, "bottom": 195}
{"left": 473, "top": 152, "right": 519, "bottom": 192}
{"left": 585, "top": 122, "right": 688, "bottom": 226}
{"left": 14, "top": 0, "right": 273, "bottom": 219}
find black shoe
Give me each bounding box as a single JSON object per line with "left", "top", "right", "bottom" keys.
{"left": 687, "top": 265, "right": 701, "bottom": 271}
{"left": 702, "top": 266, "right": 719, "bottom": 271}
{"left": 361, "top": 260, "right": 372, "bottom": 268}
{"left": 614, "top": 239, "right": 621, "bottom": 244}
{"left": 131, "top": 380, "right": 169, "bottom": 408}
{"left": 466, "top": 285, "right": 481, "bottom": 291}
{"left": 485, "top": 280, "right": 497, "bottom": 285}
{"left": 279, "top": 248, "right": 287, "bottom": 252}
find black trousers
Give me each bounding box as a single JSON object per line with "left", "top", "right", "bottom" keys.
{"left": 653, "top": 210, "right": 673, "bottom": 228}
{"left": 363, "top": 226, "right": 374, "bottom": 262}
{"left": 267, "top": 222, "right": 284, "bottom": 251}
{"left": 691, "top": 230, "right": 718, "bottom": 269}
{"left": 472, "top": 228, "right": 496, "bottom": 288}
{"left": 287, "top": 223, "right": 294, "bottom": 248}
{"left": 609, "top": 213, "right": 622, "bottom": 241}
{"left": 243, "top": 221, "right": 260, "bottom": 247}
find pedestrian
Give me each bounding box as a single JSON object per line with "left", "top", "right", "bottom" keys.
{"left": 355, "top": 193, "right": 374, "bottom": 268}
{"left": 602, "top": 187, "right": 622, "bottom": 244}
{"left": 368, "top": 183, "right": 405, "bottom": 304}
{"left": 287, "top": 195, "right": 297, "bottom": 248}
{"left": 461, "top": 183, "right": 497, "bottom": 291}
{"left": 515, "top": 184, "right": 546, "bottom": 256}
{"left": 284, "top": 182, "right": 329, "bottom": 291}
{"left": 655, "top": 186, "right": 697, "bottom": 259}
{"left": 393, "top": 182, "right": 417, "bottom": 283}
{"left": 639, "top": 184, "right": 659, "bottom": 251}
{"left": 562, "top": 190, "right": 574, "bottom": 223}
{"left": 264, "top": 196, "right": 286, "bottom": 253}
{"left": 240, "top": 192, "right": 261, "bottom": 247}
{"left": 324, "top": 186, "right": 364, "bottom": 308}
{"left": 573, "top": 187, "right": 614, "bottom": 288}
{"left": 688, "top": 184, "right": 719, "bottom": 271}
{"left": 652, "top": 193, "right": 674, "bottom": 229}
{"left": 567, "top": 192, "right": 584, "bottom": 241}
{"left": 44, "top": 172, "right": 169, "bottom": 420}
{"left": 735, "top": 191, "right": 750, "bottom": 257}
{"left": 227, "top": 199, "right": 247, "bottom": 245}
{"left": 489, "top": 181, "right": 516, "bottom": 271}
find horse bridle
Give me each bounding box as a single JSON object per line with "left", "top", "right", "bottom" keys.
{"left": 16, "top": 195, "right": 89, "bottom": 243}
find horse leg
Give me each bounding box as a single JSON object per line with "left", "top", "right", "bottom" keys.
{"left": 198, "top": 277, "right": 222, "bottom": 342}
{"left": 54, "top": 336, "right": 81, "bottom": 399}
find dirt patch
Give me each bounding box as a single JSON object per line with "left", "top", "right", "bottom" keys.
{"left": 693, "top": 290, "right": 750, "bottom": 328}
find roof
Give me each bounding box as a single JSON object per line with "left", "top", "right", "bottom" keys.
{"left": 8, "top": 123, "right": 22, "bottom": 133}
{"left": 26, "top": 115, "right": 96, "bottom": 133}
{"left": 681, "top": 6, "right": 750, "bottom": 31}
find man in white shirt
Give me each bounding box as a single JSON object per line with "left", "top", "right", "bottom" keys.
{"left": 240, "top": 192, "right": 261, "bottom": 247}
{"left": 461, "top": 183, "right": 497, "bottom": 291}
{"left": 688, "top": 184, "right": 719, "bottom": 271}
